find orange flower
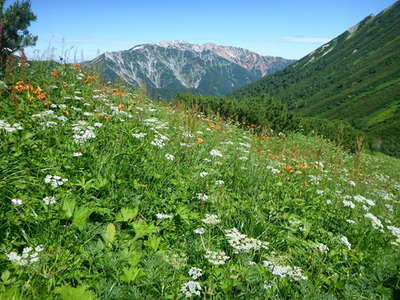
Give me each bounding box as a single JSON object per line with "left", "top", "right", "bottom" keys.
{"left": 283, "top": 165, "right": 294, "bottom": 173}
{"left": 84, "top": 75, "right": 96, "bottom": 83}
{"left": 62, "top": 83, "right": 69, "bottom": 89}
{"left": 299, "top": 163, "right": 309, "bottom": 170}
{"left": 260, "top": 136, "right": 269, "bottom": 141}
{"left": 118, "top": 103, "right": 125, "bottom": 110}
{"left": 38, "top": 92, "right": 47, "bottom": 100}
{"left": 50, "top": 71, "right": 59, "bottom": 77}
{"left": 103, "top": 115, "right": 111, "bottom": 121}
{"left": 72, "top": 63, "right": 81, "bottom": 70}
{"left": 33, "top": 87, "right": 42, "bottom": 95}
{"left": 195, "top": 138, "right": 204, "bottom": 144}
{"left": 43, "top": 101, "right": 52, "bottom": 106}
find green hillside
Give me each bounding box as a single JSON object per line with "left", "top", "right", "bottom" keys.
{"left": 233, "top": 1, "right": 400, "bottom": 157}
{"left": 0, "top": 59, "right": 400, "bottom": 299}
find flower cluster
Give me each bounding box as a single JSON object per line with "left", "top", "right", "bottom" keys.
{"left": 44, "top": 175, "right": 68, "bottom": 188}
{"left": 210, "top": 149, "right": 223, "bottom": 157}
{"left": 165, "top": 153, "right": 175, "bottom": 161}
{"left": 224, "top": 228, "right": 269, "bottom": 253}
{"left": 202, "top": 214, "right": 221, "bottom": 225}
{"left": 188, "top": 267, "right": 203, "bottom": 280}
{"left": 204, "top": 250, "right": 230, "bottom": 265}
{"left": 180, "top": 281, "right": 201, "bottom": 298}
{"left": 387, "top": 226, "right": 400, "bottom": 244}
{"left": 7, "top": 245, "right": 44, "bottom": 266}
{"left": 11, "top": 199, "right": 23, "bottom": 205}
{"left": 156, "top": 213, "right": 173, "bottom": 220}
{"left": 0, "top": 120, "right": 23, "bottom": 133}
{"left": 72, "top": 121, "right": 96, "bottom": 143}
{"left": 263, "top": 260, "right": 308, "bottom": 281}
{"left": 364, "top": 213, "right": 383, "bottom": 230}
{"left": 43, "top": 196, "right": 56, "bottom": 205}
{"left": 339, "top": 236, "right": 352, "bottom": 249}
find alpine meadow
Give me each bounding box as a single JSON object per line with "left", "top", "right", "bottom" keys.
{"left": 0, "top": 0, "right": 399, "bottom": 299}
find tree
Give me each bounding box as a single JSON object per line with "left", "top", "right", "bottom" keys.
{"left": 0, "top": 0, "right": 37, "bottom": 75}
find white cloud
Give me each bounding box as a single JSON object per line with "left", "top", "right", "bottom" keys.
{"left": 281, "top": 36, "right": 331, "bottom": 43}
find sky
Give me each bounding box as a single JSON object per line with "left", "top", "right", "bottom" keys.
{"left": 6, "top": 0, "right": 397, "bottom": 61}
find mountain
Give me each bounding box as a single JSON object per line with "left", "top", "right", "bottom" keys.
{"left": 233, "top": 1, "right": 400, "bottom": 156}
{"left": 86, "top": 41, "right": 295, "bottom": 98}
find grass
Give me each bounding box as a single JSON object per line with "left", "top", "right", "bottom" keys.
{"left": 0, "top": 61, "right": 399, "bottom": 299}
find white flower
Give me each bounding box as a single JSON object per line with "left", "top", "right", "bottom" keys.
{"left": 263, "top": 260, "right": 307, "bottom": 281}
{"left": 205, "top": 250, "right": 229, "bottom": 265}
{"left": 343, "top": 200, "right": 355, "bottom": 208}
{"left": 132, "top": 132, "right": 147, "bottom": 139}
{"left": 364, "top": 213, "right": 383, "bottom": 230}
{"left": 72, "top": 152, "right": 83, "bottom": 157}
{"left": 44, "top": 175, "right": 68, "bottom": 188}
{"left": 156, "top": 213, "right": 173, "bottom": 220}
{"left": 263, "top": 280, "right": 273, "bottom": 289}
{"left": 11, "top": 199, "right": 23, "bottom": 205}
{"left": 224, "top": 228, "right": 268, "bottom": 253}
{"left": 202, "top": 214, "right": 221, "bottom": 225}
{"left": 316, "top": 243, "right": 329, "bottom": 253}
{"left": 180, "top": 281, "right": 201, "bottom": 298}
{"left": 199, "top": 171, "right": 208, "bottom": 178}
{"left": 316, "top": 189, "right": 324, "bottom": 195}
{"left": 165, "top": 153, "right": 175, "bottom": 161}
{"left": 193, "top": 227, "right": 206, "bottom": 235}
{"left": 188, "top": 267, "right": 203, "bottom": 280}
{"left": 215, "top": 180, "right": 225, "bottom": 185}
{"left": 43, "top": 196, "right": 56, "bottom": 205}
{"left": 346, "top": 219, "right": 356, "bottom": 224}
{"left": 238, "top": 156, "right": 248, "bottom": 161}
{"left": 339, "top": 236, "right": 351, "bottom": 249}
{"left": 348, "top": 180, "right": 356, "bottom": 187}
{"left": 210, "top": 149, "right": 222, "bottom": 157}
{"left": 387, "top": 226, "right": 400, "bottom": 243}
{"left": 94, "top": 122, "right": 103, "bottom": 127}
{"left": 151, "top": 138, "right": 165, "bottom": 148}
{"left": 197, "top": 193, "right": 208, "bottom": 201}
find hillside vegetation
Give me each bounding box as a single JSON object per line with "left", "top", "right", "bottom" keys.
{"left": 233, "top": 1, "right": 400, "bottom": 157}
{"left": 0, "top": 62, "right": 399, "bottom": 299}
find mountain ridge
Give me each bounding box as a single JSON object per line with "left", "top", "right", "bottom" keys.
{"left": 86, "top": 41, "right": 295, "bottom": 98}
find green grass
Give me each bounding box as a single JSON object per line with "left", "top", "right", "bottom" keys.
{"left": 0, "top": 62, "right": 399, "bottom": 299}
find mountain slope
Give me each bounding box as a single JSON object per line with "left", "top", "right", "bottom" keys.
{"left": 86, "top": 41, "right": 295, "bottom": 98}
{"left": 233, "top": 1, "right": 400, "bottom": 156}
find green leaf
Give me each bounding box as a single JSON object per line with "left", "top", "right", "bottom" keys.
{"left": 131, "top": 222, "right": 158, "bottom": 240}
{"left": 144, "top": 235, "right": 161, "bottom": 252}
{"left": 119, "top": 267, "right": 144, "bottom": 283}
{"left": 115, "top": 207, "right": 138, "bottom": 223}
{"left": 54, "top": 285, "right": 98, "bottom": 300}
{"left": 61, "top": 198, "right": 76, "bottom": 219}
{"left": 72, "top": 206, "right": 92, "bottom": 231}
{"left": 101, "top": 223, "right": 116, "bottom": 246}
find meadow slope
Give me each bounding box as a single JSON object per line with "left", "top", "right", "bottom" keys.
{"left": 0, "top": 62, "right": 399, "bottom": 299}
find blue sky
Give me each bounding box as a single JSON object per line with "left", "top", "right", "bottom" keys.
{"left": 7, "top": 0, "right": 397, "bottom": 61}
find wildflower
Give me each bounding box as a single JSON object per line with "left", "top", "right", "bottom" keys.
{"left": 0, "top": 120, "right": 23, "bottom": 133}
{"left": 7, "top": 245, "right": 44, "bottom": 266}
{"left": 346, "top": 219, "right": 356, "bottom": 224}
{"left": 283, "top": 165, "right": 294, "bottom": 173}
{"left": 156, "top": 213, "right": 173, "bottom": 220}
{"left": 343, "top": 200, "right": 356, "bottom": 208}
{"left": 193, "top": 228, "right": 206, "bottom": 235}
{"left": 73, "top": 152, "right": 83, "bottom": 157}
{"left": 263, "top": 280, "right": 273, "bottom": 289}
{"left": 195, "top": 138, "right": 204, "bottom": 144}
{"left": 210, "top": 149, "right": 222, "bottom": 157}
{"left": 199, "top": 171, "right": 208, "bottom": 178}
{"left": 348, "top": 180, "right": 356, "bottom": 187}
{"left": 387, "top": 226, "right": 400, "bottom": 244}
{"left": 180, "top": 281, "right": 201, "bottom": 298}
{"left": 238, "top": 156, "right": 248, "bottom": 161}
{"left": 205, "top": 250, "right": 229, "bottom": 265}
{"left": 165, "top": 153, "right": 175, "bottom": 161}
{"left": 43, "top": 196, "right": 56, "bottom": 205}
{"left": 11, "top": 199, "right": 23, "bottom": 205}
{"left": 188, "top": 267, "right": 203, "bottom": 280}
{"left": 339, "top": 236, "right": 351, "bottom": 249}
{"left": 44, "top": 175, "right": 68, "bottom": 188}
{"left": 50, "top": 71, "right": 58, "bottom": 77}
{"left": 215, "top": 180, "right": 224, "bottom": 185}
{"left": 132, "top": 132, "right": 147, "bottom": 139}
{"left": 151, "top": 138, "right": 165, "bottom": 148}
{"left": 197, "top": 193, "right": 208, "bottom": 201}
{"left": 202, "top": 214, "right": 221, "bottom": 225}
{"left": 316, "top": 189, "right": 324, "bottom": 195}
{"left": 224, "top": 228, "right": 268, "bottom": 253}
{"left": 316, "top": 243, "right": 329, "bottom": 253}
{"left": 364, "top": 213, "right": 383, "bottom": 230}
{"left": 263, "top": 260, "right": 307, "bottom": 281}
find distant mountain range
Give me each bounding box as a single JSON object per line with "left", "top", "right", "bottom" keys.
{"left": 86, "top": 41, "right": 295, "bottom": 98}
{"left": 233, "top": 1, "right": 400, "bottom": 156}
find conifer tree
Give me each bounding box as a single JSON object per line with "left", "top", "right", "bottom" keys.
{"left": 0, "top": 0, "right": 37, "bottom": 76}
